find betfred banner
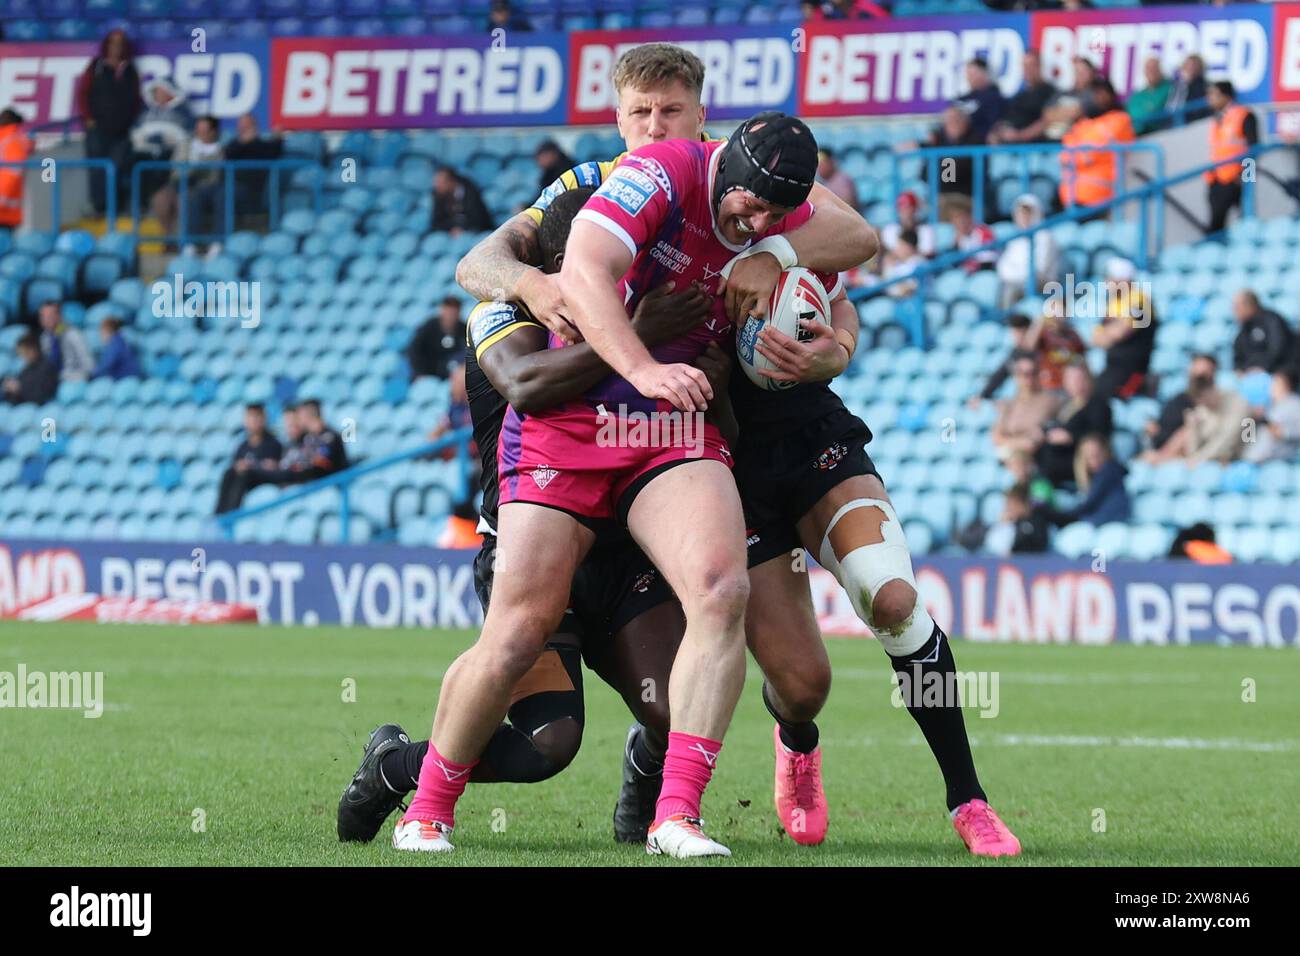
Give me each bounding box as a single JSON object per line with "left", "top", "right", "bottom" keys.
{"left": 2, "top": 539, "right": 1297, "bottom": 645}
{"left": 1273, "top": 3, "right": 1300, "bottom": 103}
{"left": 269, "top": 34, "right": 568, "bottom": 130}
{"left": 1030, "top": 4, "right": 1273, "bottom": 103}
{"left": 799, "top": 15, "right": 1030, "bottom": 118}
{"left": 0, "top": 39, "right": 270, "bottom": 129}
{"left": 568, "top": 26, "right": 799, "bottom": 126}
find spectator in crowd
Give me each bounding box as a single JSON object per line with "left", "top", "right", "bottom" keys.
{"left": 993, "top": 350, "right": 1063, "bottom": 461}
{"left": 983, "top": 483, "right": 1050, "bottom": 555}
{"left": 1041, "top": 56, "right": 1097, "bottom": 140}
{"left": 987, "top": 50, "right": 1055, "bottom": 145}
{"left": 1231, "top": 289, "right": 1294, "bottom": 375}
{"left": 1006, "top": 448, "right": 1057, "bottom": 508}
{"left": 3, "top": 334, "right": 58, "bottom": 405}
{"left": 950, "top": 200, "right": 997, "bottom": 273}
{"left": 166, "top": 115, "right": 226, "bottom": 255}
{"left": 214, "top": 402, "right": 284, "bottom": 514}
{"left": 1243, "top": 368, "right": 1300, "bottom": 463}
{"left": 131, "top": 76, "right": 194, "bottom": 163}
{"left": 91, "top": 317, "right": 141, "bottom": 380}
{"left": 954, "top": 58, "right": 1005, "bottom": 142}
{"left": 880, "top": 190, "right": 937, "bottom": 259}
{"left": 997, "top": 193, "right": 1060, "bottom": 308}
{"left": 1092, "top": 257, "right": 1157, "bottom": 401}
{"left": 534, "top": 139, "right": 573, "bottom": 193}
{"left": 816, "top": 148, "right": 859, "bottom": 208}
{"left": 487, "top": 0, "right": 533, "bottom": 32}
{"left": 1168, "top": 522, "right": 1232, "bottom": 564}
{"left": 1026, "top": 296, "right": 1086, "bottom": 390}
{"left": 432, "top": 165, "right": 493, "bottom": 234}
{"left": 1059, "top": 78, "right": 1135, "bottom": 212}
{"left": 1183, "top": 374, "right": 1250, "bottom": 466}
{"left": 1127, "top": 56, "right": 1172, "bottom": 135}
{"left": 799, "top": 0, "right": 826, "bottom": 19}
{"left": 1164, "top": 54, "right": 1209, "bottom": 123}
{"left": 37, "top": 300, "right": 94, "bottom": 382}
{"left": 408, "top": 296, "right": 468, "bottom": 381}
{"left": 920, "top": 105, "right": 984, "bottom": 220}
{"left": 1146, "top": 373, "right": 1249, "bottom": 465}
{"left": 1143, "top": 352, "right": 1218, "bottom": 453}
{"left": 1036, "top": 362, "right": 1113, "bottom": 485}
{"left": 1204, "top": 81, "right": 1258, "bottom": 234}
{"left": 76, "top": 29, "right": 143, "bottom": 217}
{"left": 0, "top": 108, "right": 32, "bottom": 228}
{"left": 1048, "top": 434, "right": 1130, "bottom": 526}
{"left": 224, "top": 113, "right": 283, "bottom": 224}
{"left": 877, "top": 228, "right": 926, "bottom": 298}
{"left": 132, "top": 76, "right": 195, "bottom": 231}
{"left": 972, "top": 313, "right": 1034, "bottom": 405}
{"left": 294, "top": 399, "right": 350, "bottom": 481}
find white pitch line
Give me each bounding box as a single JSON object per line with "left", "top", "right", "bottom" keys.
{"left": 828, "top": 734, "right": 1297, "bottom": 753}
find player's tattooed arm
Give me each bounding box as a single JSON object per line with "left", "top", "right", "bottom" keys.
{"left": 455, "top": 212, "right": 546, "bottom": 299}
{"left": 459, "top": 214, "right": 581, "bottom": 344}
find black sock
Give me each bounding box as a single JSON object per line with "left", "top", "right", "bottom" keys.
{"left": 382, "top": 722, "right": 569, "bottom": 790}
{"left": 629, "top": 726, "right": 664, "bottom": 777}
{"left": 888, "top": 623, "right": 986, "bottom": 812}
{"left": 762, "top": 682, "right": 820, "bottom": 754}
{"left": 380, "top": 739, "right": 427, "bottom": 794}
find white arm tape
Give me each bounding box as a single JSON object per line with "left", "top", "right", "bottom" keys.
{"left": 720, "top": 234, "right": 799, "bottom": 280}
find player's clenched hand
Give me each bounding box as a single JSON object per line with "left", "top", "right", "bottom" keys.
{"left": 755, "top": 319, "right": 848, "bottom": 384}
{"left": 631, "top": 281, "right": 713, "bottom": 347}
{"left": 717, "top": 251, "right": 781, "bottom": 327}
{"left": 518, "top": 270, "right": 582, "bottom": 344}
{"left": 628, "top": 361, "right": 712, "bottom": 412}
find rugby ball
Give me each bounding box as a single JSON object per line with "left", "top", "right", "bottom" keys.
{"left": 735, "top": 267, "right": 832, "bottom": 391}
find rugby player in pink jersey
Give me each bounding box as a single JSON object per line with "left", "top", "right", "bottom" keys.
{"left": 394, "top": 113, "right": 841, "bottom": 859}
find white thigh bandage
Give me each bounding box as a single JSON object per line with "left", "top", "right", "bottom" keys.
{"left": 817, "top": 499, "right": 933, "bottom": 657}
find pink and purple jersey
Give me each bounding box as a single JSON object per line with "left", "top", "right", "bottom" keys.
{"left": 560, "top": 137, "right": 815, "bottom": 414}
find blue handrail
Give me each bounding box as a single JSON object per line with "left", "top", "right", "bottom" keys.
{"left": 214, "top": 426, "right": 475, "bottom": 544}
{"left": 861, "top": 142, "right": 1295, "bottom": 348}
{"left": 129, "top": 158, "right": 324, "bottom": 246}
{"left": 0, "top": 158, "right": 117, "bottom": 230}
{"left": 890, "top": 141, "right": 1166, "bottom": 229}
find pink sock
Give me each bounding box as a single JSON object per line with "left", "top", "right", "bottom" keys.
{"left": 654, "top": 732, "right": 722, "bottom": 825}
{"left": 402, "top": 743, "right": 477, "bottom": 828}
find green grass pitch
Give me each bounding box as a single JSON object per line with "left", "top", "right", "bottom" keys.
{"left": 1, "top": 621, "right": 1297, "bottom": 866}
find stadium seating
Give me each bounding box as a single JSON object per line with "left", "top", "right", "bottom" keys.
{"left": 1, "top": 112, "right": 1297, "bottom": 561}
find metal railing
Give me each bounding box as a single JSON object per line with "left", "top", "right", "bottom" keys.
{"left": 129, "top": 158, "right": 325, "bottom": 246}
{"left": 214, "top": 427, "right": 475, "bottom": 544}
{"left": 0, "top": 158, "right": 118, "bottom": 229}
{"left": 889, "top": 141, "right": 1166, "bottom": 230}
{"left": 859, "top": 143, "right": 1296, "bottom": 348}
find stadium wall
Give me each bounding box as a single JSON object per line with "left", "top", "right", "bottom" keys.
{"left": 2, "top": 4, "right": 1298, "bottom": 130}
{"left": 2, "top": 539, "right": 1297, "bottom": 647}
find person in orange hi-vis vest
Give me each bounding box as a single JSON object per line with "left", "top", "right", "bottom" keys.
{"left": 1204, "top": 80, "right": 1258, "bottom": 234}
{"left": 1058, "top": 79, "right": 1135, "bottom": 215}
{"left": 0, "top": 109, "right": 33, "bottom": 228}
